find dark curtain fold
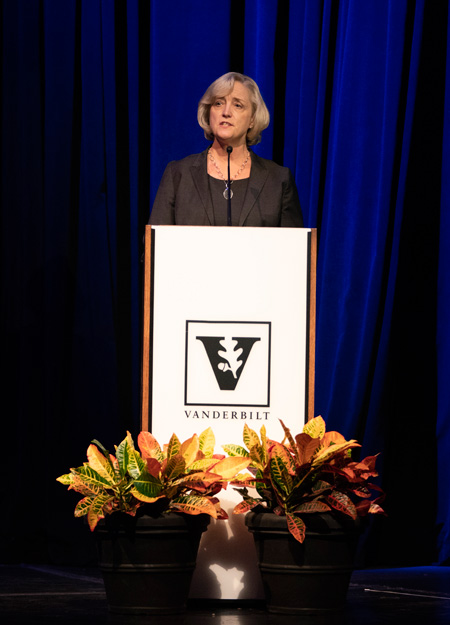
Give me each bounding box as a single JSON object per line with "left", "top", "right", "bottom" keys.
{"left": 437, "top": 5, "right": 450, "bottom": 566}
{"left": 1, "top": 0, "right": 449, "bottom": 566}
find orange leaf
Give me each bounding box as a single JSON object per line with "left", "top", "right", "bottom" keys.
{"left": 295, "top": 433, "right": 319, "bottom": 464}
{"left": 138, "top": 431, "right": 161, "bottom": 460}
{"left": 233, "top": 499, "right": 261, "bottom": 514}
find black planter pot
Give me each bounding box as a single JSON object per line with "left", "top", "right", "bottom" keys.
{"left": 245, "top": 511, "right": 360, "bottom": 614}
{"left": 95, "top": 512, "right": 210, "bottom": 615}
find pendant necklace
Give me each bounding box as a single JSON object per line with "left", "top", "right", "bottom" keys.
{"left": 208, "top": 147, "right": 250, "bottom": 199}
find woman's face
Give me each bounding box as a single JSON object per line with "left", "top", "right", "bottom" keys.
{"left": 209, "top": 82, "right": 254, "bottom": 147}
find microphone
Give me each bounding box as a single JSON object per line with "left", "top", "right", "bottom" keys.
{"left": 227, "top": 146, "right": 233, "bottom": 226}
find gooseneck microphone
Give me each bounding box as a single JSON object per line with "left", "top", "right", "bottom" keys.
{"left": 227, "top": 146, "right": 233, "bottom": 226}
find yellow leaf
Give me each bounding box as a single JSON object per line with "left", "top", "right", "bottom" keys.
{"left": 180, "top": 434, "right": 200, "bottom": 467}
{"left": 243, "top": 424, "right": 260, "bottom": 450}
{"left": 212, "top": 456, "right": 251, "bottom": 480}
{"left": 199, "top": 427, "right": 215, "bottom": 457}
{"left": 303, "top": 416, "right": 326, "bottom": 439}
{"left": 312, "top": 440, "right": 360, "bottom": 466}
{"left": 87, "top": 444, "right": 115, "bottom": 484}
{"left": 171, "top": 495, "right": 218, "bottom": 518}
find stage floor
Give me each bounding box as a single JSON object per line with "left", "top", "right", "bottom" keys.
{"left": 1, "top": 564, "right": 449, "bottom": 624}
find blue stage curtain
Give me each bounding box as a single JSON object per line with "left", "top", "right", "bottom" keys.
{"left": 1, "top": 0, "right": 449, "bottom": 565}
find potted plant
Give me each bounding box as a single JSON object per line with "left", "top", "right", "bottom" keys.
{"left": 224, "top": 416, "right": 385, "bottom": 614}
{"left": 57, "top": 427, "right": 249, "bottom": 614}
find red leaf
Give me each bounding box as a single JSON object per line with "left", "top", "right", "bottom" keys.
{"left": 286, "top": 513, "right": 306, "bottom": 543}
{"left": 326, "top": 491, "right": 357, "bottom": 519}
{"left": 146, "top": 458, "right": 161, "bottom": 478}
{"left": 295, "top": 501, "right": 332, "bottom": 514}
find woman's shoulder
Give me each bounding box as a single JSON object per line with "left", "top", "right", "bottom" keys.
{"left": 165, "top": 150, "right": 207, "bottom": 171}
{"left": 250, "top": 151, "right": 291, "bottom": 178}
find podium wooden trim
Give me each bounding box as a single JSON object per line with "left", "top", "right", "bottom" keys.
{"left": 141, "top": 225, "right": 152, "bottom": 431}
{"left": 141, "top": 226, "right": 317, "bottom": 432}
{"left": 307, "top": 227, "right": 317, "bottom": 422}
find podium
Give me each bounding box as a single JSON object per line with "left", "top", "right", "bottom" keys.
{"left": 141, "top": 225, "right": 316, "bottom": 599}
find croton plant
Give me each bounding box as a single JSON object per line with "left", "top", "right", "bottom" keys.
{"left": 224, "top": 416, "right": 385, "bottom": 543}
{"left": 57, "top": 427, "right": 250, "bottom": 531}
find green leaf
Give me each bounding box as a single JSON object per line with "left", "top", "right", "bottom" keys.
{"left": 270, "top": 456, "right": 292, "bottom": 497}
{"left": 115, "top": 435, "right": 131, "bottom": 475}
{"left": 87, "top": 492, "right": 114, "bottom": 531}
{"left": 165, "top": 455, "right": 186, "bottom": 481}
{"left": 243, "top": 424, "right": 260, "bottom": 451}
{"left": 222, "top": 444, "right": 249, "bottom": 458}
{"left": 130, "top": 487, "right": 163, "bottom": 503}
{"left": 166, "top": 433, "right": 181, "bottom": 459}
{"left": 132, "top": 471, "right": 163, "bottom": 500}
{"left": 249, "top": 444, "right": 266, "bottom": 470}
{"left": 74, "top": 496, "right": 95, "bottom": 517}
{"left": 56, "top": 473, "right": 73, "bottom": 485}
{"left": 279, "top": 420, "right": 300, "bottom": 463}
{"left": 127, "top": 448, "right": 145, "bottom": 479}
{"left": 260, "top": 425, "right": 269, "bottom": 464}
{"left": 270, "top": 441, "right": 296, "bottom": 474}
{"left": 70, "top": 472, "right": 105, "bottom": 497}
{"left": 74, "top": 464, "right": 111, "bottom": 489}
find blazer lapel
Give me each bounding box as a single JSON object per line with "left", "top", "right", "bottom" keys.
{"left": 190, "top": 150, "right": 214, "bottom": 225}
{"left": 238, "top": 152, "right": 269, "bottom": 226}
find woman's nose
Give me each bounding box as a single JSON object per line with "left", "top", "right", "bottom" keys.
{"left": 222, "top": 101, "right": 232, "bottom": 116}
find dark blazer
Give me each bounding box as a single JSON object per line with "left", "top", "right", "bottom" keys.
{"left": 149, "top": 149, "right": 303, "bottom": 227}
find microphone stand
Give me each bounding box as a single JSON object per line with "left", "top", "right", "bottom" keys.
{"left": 226, "top": 146, "right": 233, "bottom": 226}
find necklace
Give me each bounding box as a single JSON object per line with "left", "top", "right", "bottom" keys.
{"left": 208, "top": 147, "right": 250, "bottom": 199}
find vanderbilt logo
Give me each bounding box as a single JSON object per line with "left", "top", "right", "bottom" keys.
{"left": 196, "top": 336, "right": 261, "bottom": 391}
{"left": 185, "top": 321, "right": 271, "bottom": 407}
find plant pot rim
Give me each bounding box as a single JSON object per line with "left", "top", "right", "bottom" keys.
{"left": 95, "top": 511, "right": 211, "bottom": 533}
{"left": 245, "top": 510, "right": 362, "bottom": 535}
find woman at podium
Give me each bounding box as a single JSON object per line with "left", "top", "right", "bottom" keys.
{"left": 149, "top": 72, "right": 303, "bottom": 228}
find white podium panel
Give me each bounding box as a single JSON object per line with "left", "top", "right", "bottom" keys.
{"left": 141, "top": 225, "right": 316, "bottom": 599}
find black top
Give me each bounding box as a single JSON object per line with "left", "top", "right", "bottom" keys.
{"left": 208, "top": 175, "right": 249, "bottom": 226}
{"left": 149, "top": 149, "right": 303, "bottom": 227}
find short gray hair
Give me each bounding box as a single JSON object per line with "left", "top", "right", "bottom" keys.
{"left": 197, "top": 72, "right": 270, "bottom": 146}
